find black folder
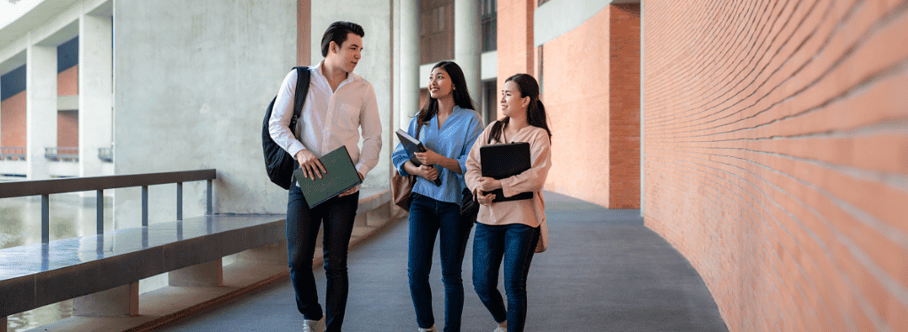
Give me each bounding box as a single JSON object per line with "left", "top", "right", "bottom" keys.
{"left": 480, "top": 142, "right": 534, "bottom": 202}
{"left": 396, "top": 129, "right": 442, "bottom": 186}
{"left": 293, "top": 145, "right": 362, "bottom": 209}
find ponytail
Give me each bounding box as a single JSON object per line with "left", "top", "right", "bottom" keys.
{"left": 528, "top": 99, "right": 551, "bottom": 140}
{"left": 488, "top": 117, "right": 509, "bottom": 144}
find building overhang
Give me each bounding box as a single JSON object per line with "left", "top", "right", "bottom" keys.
{"left": 534, "top": 0, "right": 640, "bottom": 47}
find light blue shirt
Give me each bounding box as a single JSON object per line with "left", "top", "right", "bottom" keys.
{"left": 392, "top": 106, "right": 483, "bottom": 204}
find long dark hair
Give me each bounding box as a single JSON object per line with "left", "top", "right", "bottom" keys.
{"left": 416, "top": 61, "right": 475, "bottom": 134}
{"left": 489, "top": 73, "right": 551, "bottom": 143}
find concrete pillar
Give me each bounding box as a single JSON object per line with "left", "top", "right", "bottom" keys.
{"left": 455, "top": 0, "right": 481, "bottom": 105}
{"left": 73, "top": 282, "right": 139, "bottom": 317}
{"left": 25, "top": 42, "right": 57, "bottom": 180}
{"left": 78, "top": 14, "right": 113, "bottom": 177}
{"left": 235, "top": 242, "right": 288, "bottom": 265}
{"left": 365, "top": 201, "right": 392, "bottom": 227}
{"left": 168, "top": 259, "right": 224, "bottom": 287}
{"left": 399, "top": 0, "right": 420, "bottom": 130}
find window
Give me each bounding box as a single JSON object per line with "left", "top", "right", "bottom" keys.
{"left": 420, "top": 0, "right": 455, "bottom": 64}
{"left": 481, "top": 0, "right": 497, "bottom": 52}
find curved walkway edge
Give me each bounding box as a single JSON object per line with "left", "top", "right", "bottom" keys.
{"left": 153, "top": 191, "right": 729, "bottom": 332}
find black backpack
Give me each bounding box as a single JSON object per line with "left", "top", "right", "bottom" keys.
{"left": 262, "top": 66, "right": 311, "bottom": 190}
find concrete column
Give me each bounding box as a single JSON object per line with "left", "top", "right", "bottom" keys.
{"left": 73, "top": 282, "right": 139, "bottom": 317}
{"left": 234, "top": 242, "right": 288, "bottom": 266}
{"left": 25, "top": 41, "right": 57, "bottom": 180}
{"left": 455, "top": 0, "right": 481, "bottom": 105}
{"left": 168, "top": 259, "right": 224, "bottom": 287}
{"left": 79, "top": 14, "right": 113, "bottom": 177}
{"left": 399, "top": 0, "right": 420, "bottom": 130}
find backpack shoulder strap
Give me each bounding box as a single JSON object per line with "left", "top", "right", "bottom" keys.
{"left": 291, "top": 66, "right": 311, "bottom": 124}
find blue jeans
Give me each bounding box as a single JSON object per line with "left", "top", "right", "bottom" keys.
{"left": 472, "top": 223, "right": 540, "bottom": 332}
{"left": 287, "top": 184, "right": 359, "bottom": 332}
{"left": 408, "top": 194, "right": 474, "bottom": 332}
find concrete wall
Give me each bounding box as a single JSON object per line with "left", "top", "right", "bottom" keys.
{"left": 310, "top": 0, "right": 394, "bottom": 192}
{"left": 643, "top": 1, "right": 908, "bottom": 331}
{"left": 1, "top": 91, "right": 26, "bottom": 147}
{"left": 114, "top": 0, "right": 298, "bottom": 225}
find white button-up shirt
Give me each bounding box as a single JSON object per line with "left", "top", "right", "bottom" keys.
{"left": 268, "top": 62, "right": 382, "bottom": 183}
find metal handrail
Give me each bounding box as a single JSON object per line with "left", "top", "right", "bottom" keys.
{"left": 0, "top": 147, "right": 26, "bottom": 160}
{"left": 45, "top": 147, "right": 79, "bottom": 161}
{"left": 0, "top": 169, "right": 216, "bottom": 243}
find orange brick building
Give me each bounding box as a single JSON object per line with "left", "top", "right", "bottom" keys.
{"left": 500, "top": 0, "right": 641, "bottom": 210}
{"left": 500, "top": 0, "right": 908, "bottom": 331}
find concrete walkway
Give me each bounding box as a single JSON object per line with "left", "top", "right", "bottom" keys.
{"left": 156, "top": 192, "right": 728, "bottom": 332}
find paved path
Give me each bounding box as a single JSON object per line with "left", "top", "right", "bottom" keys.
{"left": 157, "top": 192, "right": 728, "bottom": 332}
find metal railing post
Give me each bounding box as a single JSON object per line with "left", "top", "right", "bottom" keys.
{"left": 97, "top": 189, "right": 104, "bottom": 234}
{"left": 142, "top": 186, "right": 149, "bottom": 227}
{"left": 206, "top": 179, "right": 212, "bottom": 215}
{"left": 177, "top": 182, "right": 183, "bottom": 220}
{"left": 42, "top": 194, "right": 50, "bottom": 243}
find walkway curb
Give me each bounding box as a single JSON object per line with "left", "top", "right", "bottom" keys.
{"left": 24, "top": 202, "right": 407, "bottom": 332}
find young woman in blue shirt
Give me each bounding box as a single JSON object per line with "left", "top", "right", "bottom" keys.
{"left": 391, "top": 61, "right": 484, "bottom": 332}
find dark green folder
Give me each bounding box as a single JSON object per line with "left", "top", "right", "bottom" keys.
{"left": 293, "top": 145, "right": 362, "bottom": 209}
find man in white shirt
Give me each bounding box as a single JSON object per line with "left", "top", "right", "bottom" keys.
{"left": 268, "top": 21, "right": 381, "bottom": 332}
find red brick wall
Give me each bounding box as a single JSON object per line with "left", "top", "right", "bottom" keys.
{"left": 57, "top": 65, "right": 78, "bottom": 96}
{"left": 497, "top": 0, "right": 535, "bottom": 123}
{"left": 57, "top": 111, "right": 78, "bottom": 148}
{"left": 298, "top": 0, "right": 310, "bottom": 66}
{"left": 643, "top": 1, "right": 908, "bottom": 331}
{"left": 514, "top": 3, "right": 640, "bottom": 209}
{"left": 609, "top": 5, "right": 641, "bottom": 209}
{"left": 1, "top": 91, "right": 27, "bottom": 147}
{"left": 539, "top": 8, "right": 612, "bottom": 208}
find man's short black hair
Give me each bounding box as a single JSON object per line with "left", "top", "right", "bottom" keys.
{"left": 321, "top": 21, "right": 365, "bottom": 57}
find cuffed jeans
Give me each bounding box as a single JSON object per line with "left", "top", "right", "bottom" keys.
{"left": 287, "top": 184, "right": 359, "bottom": 332}
{"left": 472, "top": 222, "right": 540, "bottom": 332}
{"left": 408, "top": 194, "right": 474, "bottom": 332}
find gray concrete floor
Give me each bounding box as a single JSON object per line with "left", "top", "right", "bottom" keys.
{"left": 156, "top": 192, "right": 728, "bottom": 332}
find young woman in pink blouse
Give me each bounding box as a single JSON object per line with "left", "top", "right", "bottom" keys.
{"left": 464, "top": 74, "right": 552, "bottom": 332}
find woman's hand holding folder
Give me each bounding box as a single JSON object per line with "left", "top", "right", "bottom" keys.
{"left": 416, "top": 165, "right": 439, "bottom": 181}
{"left": 474, "top": 177, "right": 501, "bottom": 206}
{"left": 476, "top": 177, "right": 501, "bottom": 192}
{"left": 414, "top": 150, "right": 440, "bottom": 166}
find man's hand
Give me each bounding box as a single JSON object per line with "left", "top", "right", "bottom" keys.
{"left": 476, "top": 177, "right": 501, "bottom": 192}
{"left": 414, "top": 148, "right": 441, "bottom": 166}
{"left": 417, "top": 165, "right": 439, "bottom": 181}
{"left": 296, "top": 150, "right": 326, "bottom": 180}
{"left": 476, "top": 189, "right": 496, "bottom": 206}
{"left": 338, "top": 172, "right": 364, "bottom": 197}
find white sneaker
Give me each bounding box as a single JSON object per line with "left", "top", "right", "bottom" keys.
{"left": 493, "top": 327, "right": 506, "bottom": 332}
{"left": 303, "top": 316, "right": 326, "bottom": 332}
{"left": 418, "top": 326, "right": 438, "bottom": 332}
